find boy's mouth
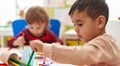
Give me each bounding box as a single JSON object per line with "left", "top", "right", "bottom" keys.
{"left": 77, "top": 34, "right": 81, "bottom": 38}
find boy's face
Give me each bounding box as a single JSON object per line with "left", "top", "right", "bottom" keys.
{"left": 28, "top": 21, "right": 45, "bottom": 37}
{"left": 70, "top": 10, "right": 101, "bottom": 42}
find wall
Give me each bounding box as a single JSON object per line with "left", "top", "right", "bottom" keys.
{"left": 0, "top": 0, "right": 16, "bottom": 26}
{"left": 0, "top": 0, "right": 44, "bottom": 26}
{"left": 0, "top": 0, "right": 120, "bottom": 26}
{"left": 106, "top": 20, "right": 120, "bottom": 47}
{"left": 106, "top": 0, "right": 120, "bottom": 20}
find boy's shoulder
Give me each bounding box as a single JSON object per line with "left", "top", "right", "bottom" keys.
{"left": 22, "top": 28, "right": 30, "bottom": 34}
{"left": 47, "top": 30, "right": 56, "bottom": 34}
{"left": 22, "top": 28, "right": 29, "bottom": 31}
{"left": 44, "top": 30, "right": 56, "bottom": 37}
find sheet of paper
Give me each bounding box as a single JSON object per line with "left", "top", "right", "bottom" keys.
{"left": 21, "top": 46, "right": 36, "bottom": 66}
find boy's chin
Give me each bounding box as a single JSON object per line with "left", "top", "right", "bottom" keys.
{"left": 80, "top": 39, "right": 86, "bottom": 43}
{"left": 34, "top": 35, "right": 42, "bottom": 37}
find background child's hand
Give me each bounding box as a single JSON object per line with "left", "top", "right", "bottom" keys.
{"left": 30, "top": 40, "right": 44, "bottom": 52}
{"left": 13, "top": 36, "right": 25, "bottom": 46}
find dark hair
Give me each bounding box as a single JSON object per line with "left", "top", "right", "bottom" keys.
{"left": 69, "top": 0, "right": 109, "bottom": 23}
{"left": 25, "top": 6, "right": 49, "bottom": 29}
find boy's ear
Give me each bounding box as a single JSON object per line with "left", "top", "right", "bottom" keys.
{"left": 96, "top": 15, "right": 106, "bottom": 29}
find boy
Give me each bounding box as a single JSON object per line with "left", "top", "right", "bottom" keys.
{"left": 8, "top": 6, "right": 62, "bottom": 48}
{"left": 30, "top": 0, "right": 120, "bottom": 66}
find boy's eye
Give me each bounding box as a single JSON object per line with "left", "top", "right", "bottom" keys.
{"left": 73, "top": 24, "right": 83, "bottom": 27}
{"left": 78, "top": 24, "right": 83, "bottom": 27}
{"left": 30, "top": 27, "right": 34, "bottom": 29}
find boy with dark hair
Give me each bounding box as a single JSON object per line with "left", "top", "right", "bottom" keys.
{"left": 30, "top": 0, "right": 120, "bottom": 66}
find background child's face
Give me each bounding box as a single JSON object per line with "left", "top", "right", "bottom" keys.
{"left": 28, "top": 22, "right": 45, "bottom": 37}
{"left": 70, "top": 10, "right": 100, "bottom": 42}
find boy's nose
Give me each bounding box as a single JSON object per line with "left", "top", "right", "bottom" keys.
{"left": 32, "top": 29, "right": 37, "bottom": 33}
{"left": 75, "top": 26, "right": 79, "bottom": 32}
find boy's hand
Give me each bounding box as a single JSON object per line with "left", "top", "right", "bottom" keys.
{"left": 30, "top": 40, "right": 44, "bottom": 52}
{"left": 13, "top": 36, "right": 25, "bottom": 46}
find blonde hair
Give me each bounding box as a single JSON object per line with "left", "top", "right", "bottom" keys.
{"left": 25, "top": 6, "right": 50, "bottom": 30}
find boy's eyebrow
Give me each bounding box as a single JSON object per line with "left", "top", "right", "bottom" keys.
{"left": 72, "top": 20, "right": 83, "bottom": 25}
{"left": 72, "top": 20, "right": 82, "bottom": 23}
{"left": 75, "top": 20, "right": 83, "bottom": 23}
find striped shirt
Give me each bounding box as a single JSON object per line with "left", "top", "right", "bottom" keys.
{"left": 8, "top": 28, "right": 63, "bottom": 48}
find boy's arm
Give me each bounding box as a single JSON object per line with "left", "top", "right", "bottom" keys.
{"left": 8, "top": 32, "right": 24, "bottom": 48}
{"left": 42, "top": 38, "right": 117, "bottom": 65}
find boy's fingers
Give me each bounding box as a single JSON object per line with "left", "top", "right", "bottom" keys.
{"left": 30, "top": 41, "right": 41, "bottom": 52}
{"left": 19, "top": 43, "right": 24, "bottom": 46}
{"left": 22, "top": 40, "right": 25, "bottom": 44}
{"left": 21, "top": 37, "right": 26, "bottom": 43}
{"left": 31, "top": 46, "right": 39, "bottom": 52}
{"left": 30, "top": 41, "right": 36, "bottom": 51}
{"left": 32, "top": 47, "right": 37, "bottom": 52}
{"left": 30, "top": 40, "right": 43, "bottom": 52}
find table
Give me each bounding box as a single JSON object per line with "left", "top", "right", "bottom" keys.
{"left": 0, "top": 47, "right": 75, "bottom": 66}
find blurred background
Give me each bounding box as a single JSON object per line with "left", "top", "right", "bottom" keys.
{"left": 0, "top": 0, "right": 120, "bottom": 26}
{"left": 0, "top": 0, "right": 120, "bottom": 47}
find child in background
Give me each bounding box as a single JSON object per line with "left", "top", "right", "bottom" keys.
{"left": 8, "top": 6, "right": 63, "bottom": 48}
{"left": 30, "top": 0, "right": 120, "bottom": 66}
